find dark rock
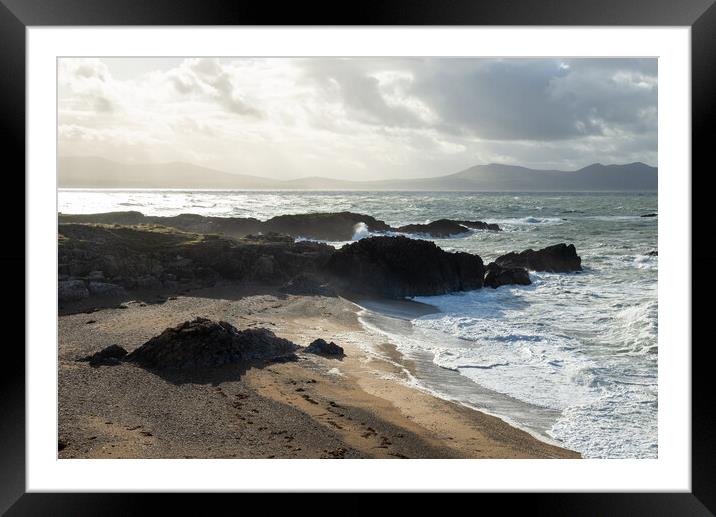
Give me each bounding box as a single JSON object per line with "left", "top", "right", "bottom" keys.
{"left": 58, "top": 214, "right": 499, "bottom": 302}
{"left": 279, "top": 272, "right": 336, "bottom": 296}
{"left": 455, "top": 220, "right": 501, "bottom": 231}
{"left": 484, "top": 263, "right": 531, "bottom": 288}
{"left": 641, "top": 213, "right": 657, "bottom": 218}
{"left": 396, "top": 219, "right": 471, "bottom": 238}
{"left": 263, "top": 212, "right": 391, "bottom": 241}
{"left": 58, "top": 280, "right": 89, "bottom": 302}
{"left": 59, "top": 210, "right": 147, "bottom": 225}
{"left": 60, "top": 211, "right": 385, "bottom": 241}
{"left": 394, "top": 218, "right": 500, "bottom": 237}
{"left": 78, "top": 344, "right": 128, "bottom": 367}
{"left": 325, "top": 236, "right": 485, "bottom": 298}
{"left": 87, "top": 281, "right": 127, "bottom": 297}
{"left": 242, "top": 232, "right": 294, "bottom": 244}
{"left": 647, "top": 250, "right": 658, "bottom": 256}
{"left": 251, "top": 255, "right": 275, "bottom": 279}
{"left": 495, "top": 243, "right": 582, "bottom": 273}
{"left": 125, "top": 317, "right": 299, "bottom": 370}
{"left": 58, "top": 223, "right": 335, "bottom": 296}
{"left": 60, "top": 210, "right": 502, "bottom": 242}
{"left": 304, "top": 338, "right": 345, "bottom": 356}
{"left": 134, "top": 275, "right": 161, "bottom": 289}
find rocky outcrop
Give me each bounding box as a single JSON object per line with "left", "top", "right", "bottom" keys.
{"left": 325, "top": 236, "right": 485, "bottom": 298}
{"left": 484, "top": 263, "right": 531, "bottom": 288}
{"left": 396, "top": 219, "right": 501, "bottom": 237}
{"left": 77, "top": 344, "right": 128, "bottom": 367}
{"left": 647, "top": 250, "right": 658, "bottom": 256}
{"left": 58, "top": 280, "right": 89, "bottom": 303}
{"left": 641, "top": 213, "right": 657, "bottom": 218}
{"left": 242, "top": 232, "right": 294, "bottom": 244}
{"left": 455, "top": 220, "right": 501, "bottom": 231}
{"left": 494, "top": 243, "right": 582, "bottom": 273}
{"left": 396, "top": 219, "right": 471, "bottom": 238}
{"left": 58, "top": 211, "right": 499, "bottom": 241}
{"left": 58, "top": 223, "right": 334, "bottom": 298}
{"left": 304, "top": 338, "right": 344, "bottom": 356}
{"left": 57, "top": 219, "right": 512, "bottom": 303}
{"left": 125, "top": 317, "right": 298, "bottom": 370}
{"left": 87, "top": 282, "right": 127, "bottom": 297}
{"left": 264, "top": 212, "right": 392, "bottom": 241}
{"left": 59, "top": 211, "right": 391, "bottom": 242}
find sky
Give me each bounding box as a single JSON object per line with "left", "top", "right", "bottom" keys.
{"left": 58, "top": 57, "right": 657, "bottom": 181}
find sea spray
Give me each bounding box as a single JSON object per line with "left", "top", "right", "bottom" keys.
{"left": 351, "top": 222, "right": 371, "bottom": 240}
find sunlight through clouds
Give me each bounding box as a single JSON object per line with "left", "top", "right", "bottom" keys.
{"left": 58, "top": 57, "right": 657, "bottom": 179}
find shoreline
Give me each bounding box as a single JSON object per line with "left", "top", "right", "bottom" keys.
{"left": 344, "top": 296, "right": 569, "bottom": 450}
{"left": 58, "top": 284, "right": 579, "bottom": 459}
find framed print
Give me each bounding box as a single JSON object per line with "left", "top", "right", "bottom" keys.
{"left": 3, "top": 0, "right": 713, "bottom": 513}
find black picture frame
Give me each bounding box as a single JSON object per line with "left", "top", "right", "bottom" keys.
{"left": 2, "top": 0, "right": 712, "bottom": 513}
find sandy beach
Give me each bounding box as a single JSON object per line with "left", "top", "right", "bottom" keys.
{"left": 58, "top": 284, "right": 580, "bottom": 459}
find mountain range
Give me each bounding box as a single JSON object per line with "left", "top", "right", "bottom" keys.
{"left": 58, "top": 156, "right": 657, "bottom": 191}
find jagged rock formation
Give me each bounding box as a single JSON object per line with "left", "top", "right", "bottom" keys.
{"left": 494, "top": 243, "right": 582, "bottom": 273}
{"left": 58, "top": 223, "right": 334, "bottom": 296}
{"left": 58, "top": 211, "right": 499, "bottom": 241}
{"left": 325, "top": 236, "right": 485, "bottom": 298}
{"left": 125, "top": 317, "right": 298, "bottom": 370}
{"left": 455, "top": 220, "right": 502, "bottom": 231}
{"left": 58, "top": 279, "right": 90, "bottom": 303}
{"left": 484, "top": 263, "right": 531, "bottom": 288}
{"left": 304, "top": 338, "right": 345, "bottom": 356}
{"left": 58, "top": 221, "right": 571, "bottom": 304}
{"left": 396, "top": 219, "right": 472, "bottom": 238}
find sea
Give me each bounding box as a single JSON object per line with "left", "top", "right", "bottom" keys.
{"left": 58, "top": 189, "right": 658, "bottom": 459}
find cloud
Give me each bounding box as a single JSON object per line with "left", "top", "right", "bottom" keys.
{"left": 297, "top": 57, "right": 656, "bottom": 145}
{"left": 406, "top": 58, "right": 657, "bottom": 141}
{"left": 59, "top": 58, "right": 119, "bottom": 114}
{"left": 58, "top": 57, "right": 657, "bottom": 180}
{"left": 300, "top": 58, "right": 431, "bottom": 128}
{"left": 167, "top": 58, "right": 261, "bottom": 117}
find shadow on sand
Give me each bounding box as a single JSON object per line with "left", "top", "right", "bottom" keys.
{"left": 122, "top": 355, "right": 303, "bottom": 386}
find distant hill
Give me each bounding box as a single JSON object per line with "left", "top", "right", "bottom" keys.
{"left": 58, "top": 156, "right": 279, "bottom": 189}
{"left": 413, "top": 162, "right": 659, "bottom": 191}
{"left": 58, "top": 156, "right": 657, "bottom": 191}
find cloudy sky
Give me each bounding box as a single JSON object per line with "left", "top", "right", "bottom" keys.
{"left": 58, "top": 57, "right": 657, "bottom": 180}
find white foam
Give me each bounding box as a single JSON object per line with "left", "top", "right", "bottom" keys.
{"left": 550, "top": 383, "right": 658, "bottom": 458}
{"left": 351, "top": 222, "right": 371, "bottom": 240}
{"left": 407, "top": 279, "right": 658, "bottom": 458}
{"left": 633, "top": 254, "right": 658, "bottom": 269}
{"left": 417, "top": 314, "right": 597, "bottom": 411}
